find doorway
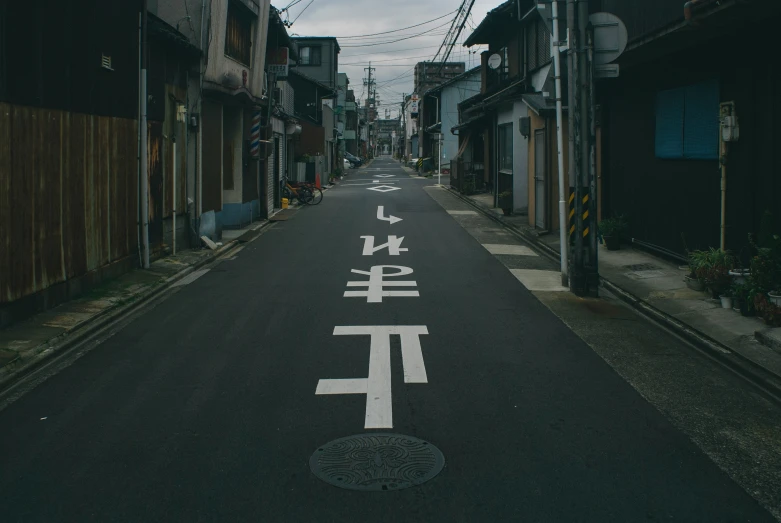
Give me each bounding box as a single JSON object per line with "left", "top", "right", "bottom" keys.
{"left": 273, "top": 136, "right": 280, "bottom": 208}
{"left": 534, "top": 128, "right": 546, "bottom": 229}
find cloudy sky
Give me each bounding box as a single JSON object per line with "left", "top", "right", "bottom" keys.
{"left": 278, "top": 0, "right": 499, "bottom": 118}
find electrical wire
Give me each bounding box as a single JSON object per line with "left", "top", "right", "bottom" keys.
{"left": 339, "top": 20, "right": 453, "bottom": 47}
{"left": 289, "top": 0, "right": 315, "bottom": 26}
{"left": 334, "top": 11, "right": 458, "bottom": 39}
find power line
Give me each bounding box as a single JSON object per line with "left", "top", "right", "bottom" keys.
{"left": 341, "top": 44, "right": 447, "bottom": 58}
{"left": 333, "top": 11, "right": 458, "bottom": 39}
{"left": 339, "top": 20, "right": 453, "bottom": 47}
{"left": 288, "top": 0, "right": 315, "bottom": 26}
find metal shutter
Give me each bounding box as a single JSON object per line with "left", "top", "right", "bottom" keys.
{"left": 655, "top": 88, "right": 685, "bottom": 159}
{"left": 683, "top": 80, "right": 720, "bottom": 160}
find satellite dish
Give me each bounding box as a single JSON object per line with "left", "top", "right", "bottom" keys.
{"left": 487, "top": 53, "right": 502, "bottom": 70}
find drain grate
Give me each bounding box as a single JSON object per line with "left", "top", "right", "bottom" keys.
{"left": 309, "top": 433, "right": 445, "bottom": 491}
{"left": 623, "top": 263, "right": 661, "bottom": 272}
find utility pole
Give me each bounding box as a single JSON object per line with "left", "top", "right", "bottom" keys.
{"left": 566, "top": 0, "right": 598, "bottom": 297}
{"left": 364, "top": 62, "right": 376, "bottom": 158}
{"left": 139, "top": 0, "right": 150, "bottom": 269}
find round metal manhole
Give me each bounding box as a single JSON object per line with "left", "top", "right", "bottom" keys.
{"left": 309, "top": 433, "right": 445, "bottom": 491}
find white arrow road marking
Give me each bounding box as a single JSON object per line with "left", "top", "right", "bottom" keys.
{"left": 377, "top": 205, "right": 402, "bottom": 224}
{"left": 316, "top": 326, "right": 429, "bottom": 429}
{"left": 368, "top": 185, "right": 401, "bottom": 192}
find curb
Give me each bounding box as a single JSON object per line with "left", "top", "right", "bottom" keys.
{"left": 0, "top": 220, "right": 273, "bottom": 395}
{"left": 442, "top": 186, "right": 781, "bottom": 403}
{"left": 755, "top": 329, "right": 781, "bottom": 355}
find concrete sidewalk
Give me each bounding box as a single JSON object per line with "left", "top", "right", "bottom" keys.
{"left": 0, "top": 220, "right": 273, "bottom": 389}
{"left": 448, "top": 187, "right": 781, "bottom": 399}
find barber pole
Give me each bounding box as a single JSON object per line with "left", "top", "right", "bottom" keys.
{"left": 251, "top": 111, "right": 261, "bottom": 157}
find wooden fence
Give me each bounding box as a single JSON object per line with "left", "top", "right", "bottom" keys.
{"left": 0, "top": 103, "right": 139, "bottom": 304}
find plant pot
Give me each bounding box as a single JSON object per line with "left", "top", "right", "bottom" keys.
{"left": 769, "top": 291, "right": 781, "bottom": 307}
{"left": 684, "top": 276, "right": 706, "bottom": 291}
{"left": 603, "top": 235, "right": 620, "bottom": 251}
{"left": 719, "top": 295, "right": 733, "bottom": 309}
{"left": 502, "top": 208, "right": 512, "bottom": 216}
{"left": 729, "top": 269, "right": 750, "bottom": 286}
{"left": 738, "top": 299, "right": 754, "bottom": 317}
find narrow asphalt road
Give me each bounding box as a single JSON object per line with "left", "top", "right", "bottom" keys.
{"left": 0, "top": 158, "right": 774, "bottom": 522}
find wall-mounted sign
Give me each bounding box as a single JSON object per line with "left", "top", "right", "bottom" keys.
{"left": 410, "top": 94, "right": 419, "bottom": 116}
{"left": 268, "top": 47, "right": 289, "bottom": 79}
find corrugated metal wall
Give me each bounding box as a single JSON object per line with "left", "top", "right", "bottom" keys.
{"left": 0, "top": 103, "right": 138, "bottom": 304}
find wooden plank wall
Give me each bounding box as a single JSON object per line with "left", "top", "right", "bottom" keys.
{"left": 0, "top": 103, "right": 138, "bottom": 304}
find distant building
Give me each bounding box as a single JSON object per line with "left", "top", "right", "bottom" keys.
{"left": 290, "top": 37, "right": 341, "bottom": 90}
{"left": 414, "top": 62, "right": 466, "bottom": 95}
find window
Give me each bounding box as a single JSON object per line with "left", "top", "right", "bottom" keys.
{"left": 655, "top": 79, "right": 720, "bottom": 160}
{"left": 498, "top": 124, "right": 513, "bottom": 172}
{"left": 299, "top": 46, "right": 321, "bottom": 66}
{"left": 224, "top": 2, "right": 252, "bottom": 65}
{"left": 525, "top": 18, "right": 551, "bottom": 73}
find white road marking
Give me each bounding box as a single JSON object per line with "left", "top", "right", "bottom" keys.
{"left": 482, "top": 244, "right": 538, "bottom": 256}
{"left": 447, "top": 210, "right": 478, "bottom": 215}
{"left": 342, "top": 182, "right": 397, "bottom": 186}
{"left": 367, "top": 185, "right": 401, "bottom": 192}
{"left": 509, "top": 269, "right": 569, "bottom": 291}
{"left": 318, "top": 326, "right": 430, "bottom": 429}
{"left": 377, "top": 205, "right": 403, "bottom": 224}
{"left": 372, "top": 180, "right": 381, "bottom": 183}
{"left": 344, "top": 266, "right": 419, "bottom": 302}
{"left": 171, "top": 269, "right": 210, "bottom": 287}
{"left": 374, "top": 174, "right": 395, "bottom": 178}
{"left": 360, "top": 235, "right": 408, "bottom": 255}
{"left": 316, "top": 378, "right": 367, "bottom": 394}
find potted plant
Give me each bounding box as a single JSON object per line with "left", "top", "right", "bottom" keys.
{"left": 498, "top": 190, "right": 513, "bottom": 216}
{"left": 732, "top": 282, "right": 754, "bottom": 316}
{"left": 685, "top": 250, "right": 707, "bottom": 291}
{"left": 703, "top": 248, "right": 735, "bottom": 299}
{"left": 719, "top": 292, "right": 733, "bottom": 309}
{"left": 599, "top": 215, "right": 628, "bottom": 251}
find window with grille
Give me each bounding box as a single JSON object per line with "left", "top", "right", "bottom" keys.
{"left": 525, "top": 18, "right": 551, "bottom": 73}
{"left": 299, "top": 46, "right": 322, "bottom": 66}
{"left": 225, "top": 2, "right": 252, "bottom": 65}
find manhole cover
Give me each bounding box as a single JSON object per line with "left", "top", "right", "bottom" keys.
{"left": 309, "top": 433, "right": 445, "bottom": 491}
{"left": 623, "top": 263, "right": 661, "bottom": 272}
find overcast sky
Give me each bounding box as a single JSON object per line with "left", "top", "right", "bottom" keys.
{"left": 279, "top": 0, "right": 498, "bottom": 118}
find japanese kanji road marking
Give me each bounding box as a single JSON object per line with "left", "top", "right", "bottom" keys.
{"left": 360, "top": 235, "right": 408, "bottom": 255}
{"left": 316, "top": 326, "right": 429, "bottom": 429}
{"left": 344, "top": 265, "right": 419, "bottom": 302}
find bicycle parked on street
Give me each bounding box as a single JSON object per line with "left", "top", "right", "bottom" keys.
{"left": 281, "top": 177, "right": 324, "bottom": 206}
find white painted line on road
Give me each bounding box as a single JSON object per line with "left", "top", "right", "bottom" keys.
{"left": 374, "top": 174, "right": 395, "bottom": 178}
{"left": 372, "top": 180, "right": 381, "bottom": 183}
{"left": 361, "top": 235, "right": 408, "bottom": 255}
{"left": 399, "top": 326, "right": 429, "bottom": 383}
{"left": 509, "top": 269, "right": 569, "bottom": 291}
{"left": 318, "top": 326, "right": 430, "bottom": 429}
{"left": 342, "top": 182, "right": 397, "bottom": 186}
{"left": 316, "top": 378, "right": 368, "bottom": 395}
{"left": 344, "top": 266, "right": 419, "bottom": 302}
{"left": 482, "top": 244, "right": 538, "bottom": 256}
{"left": 447, "top": 210, "right": 478, "bottom": 215}
{"left": 171, "top": 269, "right": 210, "bottom": 287}
{"left": 377, "top": 205, "right": 402, "bottom": 224}
{"left": 367, "top": 185, "right": 401, "bottom": 192}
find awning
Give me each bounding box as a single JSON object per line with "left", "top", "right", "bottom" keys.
{"left": 452, "top": 113, "right": 489, "bottom": 133}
